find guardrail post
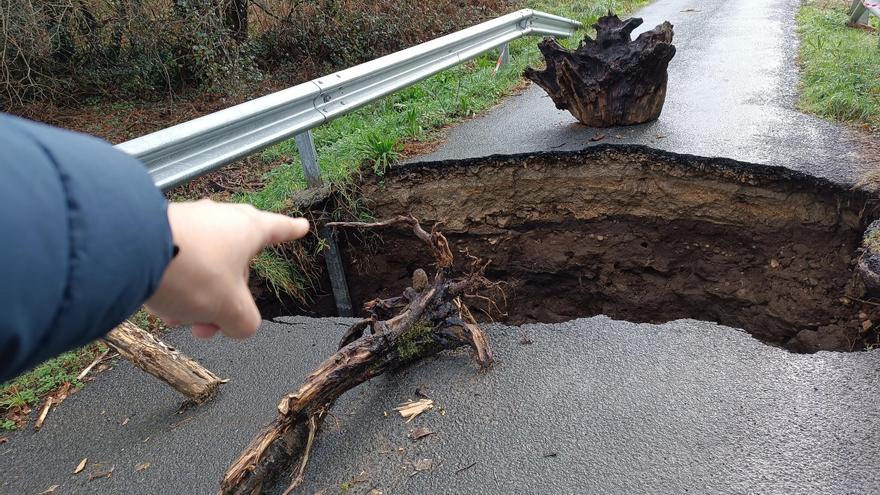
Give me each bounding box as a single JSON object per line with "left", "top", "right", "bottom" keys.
{"left": 500, "top": 43, "right": 510, "bottom": 66}
{"left": 294, "top": 131, "right": 354, "bottom": 317}
{"left": 850, "top": 2, "right": 869, "bottom": 25}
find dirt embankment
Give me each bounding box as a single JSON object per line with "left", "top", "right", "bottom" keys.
{"left": 336, "top": 146, "right": 880, "bottom": 353}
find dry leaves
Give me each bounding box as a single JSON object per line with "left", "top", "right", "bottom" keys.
{"left": 394, "top": 399, "right": 433, "bottom": 423}
{"left": 74, "top": 458, "right": 88, "bottom": 474}
{"left": 590, "top": 134, "right": 606, "bottom": 142}
{"left": 89, "top": 466, "right": 114, "bottom": 481}
{"left": 0, "top": 437, "right": 7, "bottom": 444}
{"left": 135, "top": 462, "right": 150, "bottom": 472}
{"left": 39, "top": 485, "right": 59, "bottom": 494}
{"left": 408, "top": 427, "right": 435, "bottom": 441}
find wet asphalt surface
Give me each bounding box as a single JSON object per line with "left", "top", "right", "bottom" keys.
{"left": 5, "top": 0, "right": 880, "bottom": 494}
{"left": 3, "top": 317, "right": 880, "bottom": 495}
{"left": 417, "top": 0, "right": 879, "bottom": 185}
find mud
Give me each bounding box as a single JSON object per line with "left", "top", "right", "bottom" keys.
{"left": 337, "top": 146, "right": 880, "bottom": 353}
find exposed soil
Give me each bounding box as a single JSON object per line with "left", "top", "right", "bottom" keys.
{"left": 329, "top": 146, "right": 880, "bottom": 353}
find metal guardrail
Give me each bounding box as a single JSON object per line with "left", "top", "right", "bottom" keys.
{"left": 116, "top": 9, "right": 580, "bottom": 317}
{"left": 116, "top": 9, "right": 581, "bottom": 191}
{"left": 850, "top": 0, "right": 880, "bottom": 29}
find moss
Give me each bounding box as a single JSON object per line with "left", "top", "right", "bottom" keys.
{"left": 395, "top": 320, "right": 436, "bottom": 362}
{"left": 864, "top": 227, "right": 880, "bottom": 252}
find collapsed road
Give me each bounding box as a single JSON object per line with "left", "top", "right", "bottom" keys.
{"left": 3, "top": 0, "right": 880, "bottom": 493}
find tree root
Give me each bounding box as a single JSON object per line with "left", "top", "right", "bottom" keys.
{"left": 219, "top": 216, "right": 494, "bottom": 494}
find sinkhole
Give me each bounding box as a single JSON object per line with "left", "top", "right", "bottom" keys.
{"left": 272, "top": 146, "right": 880, "bottom": 353}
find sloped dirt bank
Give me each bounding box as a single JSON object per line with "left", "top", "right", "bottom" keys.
{"left": 338, "top": 146, "right": 880, "bottom": 352}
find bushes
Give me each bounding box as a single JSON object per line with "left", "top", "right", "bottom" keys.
{"left": 0, "top": 0, "right": 506, "bottom": 110}
{"left": 0, "top": 0, "right": 259, "bottom": 107}
{"left": 252, "top": 0, "right": 506, "bottom": 73}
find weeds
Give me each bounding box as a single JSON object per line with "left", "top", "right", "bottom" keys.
{"left": 1, "top": 341, "right": 108, "bottom": 430}
{"left": 356, "top": 131, "right": 402, "bottom": 175}
{"left": 797, "top": 2, "right": 880, "bottom": 132}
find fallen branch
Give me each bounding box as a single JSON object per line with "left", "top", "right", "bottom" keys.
{"left": 33, "top": 397, "right": 52, "bottom": 431}
{"left": 220, "top": 216, "right": 494, "bottom": 494}
{"left": 76, "top": 349, "right": 109, "bottom": 381}
{"left": 103, "top": 321, "right": 224, "bottom": 403}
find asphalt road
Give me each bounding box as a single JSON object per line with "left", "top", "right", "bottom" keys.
{"left": 3, "top": 317, "right": 880, "bottom": 494}
{"left": 418, "top": 0, "right": 878, "bottom": 185}
{"left": 4, "top": 1, "right": 880, "bottom": 494}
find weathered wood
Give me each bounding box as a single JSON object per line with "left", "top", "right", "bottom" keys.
{"left": 524, "top": 14, "right": 676, "bottom": 127}
{"left": 220, "top": 216, "right": 493, "bottom": 495}
{"left": 103, "top": 320, "right": 223, "bottom": 402}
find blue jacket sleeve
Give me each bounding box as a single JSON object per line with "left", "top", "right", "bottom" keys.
{"left": 0, "top": 114, "right": 173, "bottom": 382}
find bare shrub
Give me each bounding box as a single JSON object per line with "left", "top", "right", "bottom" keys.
{"left": 0, "top": 0, "right": 507, "bottom": 110}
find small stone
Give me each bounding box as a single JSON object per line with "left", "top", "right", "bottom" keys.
{"left": 859, "top": 312, "right": 868, "bottom": 320}
{"left": 411, "top": 269, "right": 428, "bottom": 292}
{"left": 596, "top": 235, "right": 605, "bottom": 241}
{"left": 862, "top": 320, "right": 873, "bottom": 333}
{"left": 769, "top": 259, "right": 780, "bottom": 269}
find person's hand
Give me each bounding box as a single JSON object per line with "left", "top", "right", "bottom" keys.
{"left": 145, "top": 199, "right": 310, "bottom": 340}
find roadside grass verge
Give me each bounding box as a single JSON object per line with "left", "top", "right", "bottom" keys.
{"left": 0, "top": 309, "right": 164, "bottom": 432}
{"left": 242, "top": 0, "right": 651, "bottom": 298}
{"left": 797, "top": 1, "right": 880, "bottom": 132}
{"left": 1, "top": 342, "right": 109, "bottom": 431}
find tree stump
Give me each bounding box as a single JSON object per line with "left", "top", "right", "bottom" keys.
{"left": 524, "top": 14, "right": 676, "bottom": 127}
{"left": 103, "top": 320, "right": 224, "bottom": 402}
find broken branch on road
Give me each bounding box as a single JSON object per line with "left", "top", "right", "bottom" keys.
{"left": 220, "top": 215, "right": 495, "bottom": 495}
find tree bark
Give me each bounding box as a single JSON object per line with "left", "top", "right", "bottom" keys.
{"left": 524, "top": 14, "right": 676, "bottom": 127}
{"left": 103, "top": 321, "right": 223, "bottom": 402}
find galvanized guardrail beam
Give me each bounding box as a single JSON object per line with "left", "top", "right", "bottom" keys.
{"left": 116, "top": 9, "right": 580, "bottom": 317}
{"left": 116, "top": 9, "right": 580, "bottom": 190}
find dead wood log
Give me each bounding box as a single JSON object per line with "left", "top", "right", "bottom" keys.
{"left": 103, "top": 320, "right": 224, "bottom": 402}
{"left": 220, "top": 216, "right": 494, "bottom": 495}
{"left": 524, "top": 14, "right": 676, "bottom": 127}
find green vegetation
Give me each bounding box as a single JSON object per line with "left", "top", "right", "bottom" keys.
{"left": 864, "top": 227, "right": 880, "bottom": 251}
{"left": 797, "top": 2, "right": 880, "bottom": 132}
{"left": 396, "top": 320, "right": 437, "bottom": 362}
{"left": 1, "top": 342, "right": 108, "bottom": 430}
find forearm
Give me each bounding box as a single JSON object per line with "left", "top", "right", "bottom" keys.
{"left": 0, "top": 114, "right": 173, "bottom": 382}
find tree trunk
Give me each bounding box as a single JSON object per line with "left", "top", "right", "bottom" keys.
{"left": 524, "top": 14, "right": 676, "bottom": 127}
{"left": 103, "top": 321, "right": 223, "bottom": 402}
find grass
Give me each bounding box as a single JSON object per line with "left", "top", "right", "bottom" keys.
{"left": 797, "top": 1, "right": 880, "bottom": 132}
{"left": 1, "top": 342, "right": 109, "bottom": 430}
{"left": 239, "top": 0, "right": 651, "bottom": 297}
{"left": 0, "top": 308, "right": 164, "bottom": 431}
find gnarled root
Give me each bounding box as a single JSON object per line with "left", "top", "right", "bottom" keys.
{"left": 219, "top": 216, "right": 494, "bottom": 494}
